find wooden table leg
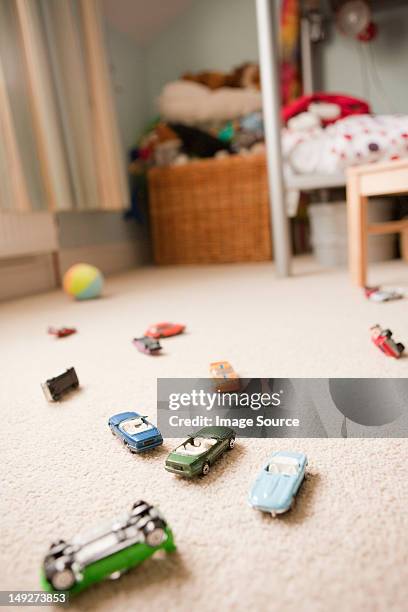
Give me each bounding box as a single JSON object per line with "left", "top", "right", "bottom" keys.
{"left": 347, "top": 174, "right": 368, "bottom": 287}
{"left": 400, "top": 225, "right": 408, "bottom": 262}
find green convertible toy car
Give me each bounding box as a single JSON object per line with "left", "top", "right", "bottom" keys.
{"left": 41, "top": 501, "right": 176, "bottom": 596}
{"left": 165, "top": 426, "right": 236, "bottom": 477}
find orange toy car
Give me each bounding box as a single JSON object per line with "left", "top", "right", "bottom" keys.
{"left": 210, "top": 361, "right": 240, "bottom": 392}
{"left": 145, "top": 322, "right": 185, "bottom": 339}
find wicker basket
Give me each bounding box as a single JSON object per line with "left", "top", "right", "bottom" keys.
{"left": 148, "top": 154, "right": 272, "bottom": 264}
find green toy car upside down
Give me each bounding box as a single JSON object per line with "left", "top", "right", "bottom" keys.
{"left": 41, "top": 501, "right": 176, "bottom": 596}
{"left": 165, "top": 426, "right": 236, "bottom": 477}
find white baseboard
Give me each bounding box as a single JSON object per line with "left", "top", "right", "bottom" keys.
{"left": 59, "top": 240, "right": 150, "bottom": 276}
{"left": 0, "top": 211, "right": 57, "bottom": 258}
{"left": 0, "top": 254, "right": 56, "bottom": 301}
{"left": 0, "top": 211, "right": 151, "bottom": 301}
{"left": 0, "top": 240, "right": 150, "bottom": 302}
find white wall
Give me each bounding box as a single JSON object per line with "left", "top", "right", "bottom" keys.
{"left": 144, "top": 0, "right": 259, "bottom": 118}
{"left": 316, "top": 3, "right": 408, "bottom": 114}
{"left": 104, "top": 22, "right": 147, "bottom": 151}
{"left": 140, "top": 0, "right": 408, "bottom": 120}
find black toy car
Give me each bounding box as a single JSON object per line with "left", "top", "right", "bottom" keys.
{"left": 42, "top": 367, "right": 79, "bottom": 401}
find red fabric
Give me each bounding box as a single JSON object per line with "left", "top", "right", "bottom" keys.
{"left": 358, "top": 21, "right": 378, "bottom": 43}
{"left": 282, "top": 93, "right": 371, "bottom": 126}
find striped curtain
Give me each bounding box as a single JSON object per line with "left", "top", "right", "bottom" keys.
{"left": 0, "top": 0, "right": 128, "bottom": 213}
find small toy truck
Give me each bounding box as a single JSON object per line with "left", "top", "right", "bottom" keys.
{"left": 41, "top": 367, "right": 79, "bottom": 401}
{"left": 370, "top": 325, "right": 405, "bottom": 359}
{"left": 41, "top": 500, "right": 175, "bottom": 596}
{"left": 210, "top": 361, "right": 240, "bottom": 392}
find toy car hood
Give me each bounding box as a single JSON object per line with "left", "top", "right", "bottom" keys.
{"left": 166, "top": 452, "right": 199, "bottom": 467}
{"left": 249, "top": 472, "right": 297, "bottom": 510}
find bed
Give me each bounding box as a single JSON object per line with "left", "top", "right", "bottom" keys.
{"left": 283, "top": 113, "right": 408, "bottom": 212}
{"left": 256, "top": 0, "right": 408, "bottom": 276}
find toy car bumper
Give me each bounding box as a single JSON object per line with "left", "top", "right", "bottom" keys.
{"left": 134, "top": 437, "right": 163, "bottom": 452}
{"left": 126, "top": 437, "right": 163, "bottom": 452}
{"left": 249, "top": 501, "right": 290, "bottom": 515}
{"left": 165, "top": 463, "right": 200, "bottom": 477}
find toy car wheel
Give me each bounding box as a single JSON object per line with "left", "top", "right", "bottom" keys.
{"left": 110, "top": 426, "right": 115, "bottom": 435}
{"left": 228, "top": 437, "right": 235, "bottom": 449}
{"left": 132, "top": 500, "right": 148, "bottom": 512}
{"left": 202, "top": 462, "right": 210, "bottom": 476}
{"left": 50, "top": 567, "right": 76, "bottom": 591}
{"left": 48, "top": 539, "right": 67, "bottom": 554}
{"left": 145, "top": 526, "right": 166, "bottom": 547}
{"left": 123, "top": 440, "right": 130, "bottom": 450}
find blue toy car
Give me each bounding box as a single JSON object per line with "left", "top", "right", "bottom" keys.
{"left": 109, "top": 412, "right": 163, "bottom": 453}
{"left": 249, "top": 451, "right": 308, "bottom": 517}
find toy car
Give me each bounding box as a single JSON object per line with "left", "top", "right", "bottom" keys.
{"left": 145, "top": 322, "right": 185, "bottom": 339}
{"left": 132, "top": 336, "right": 162, "bottom": 355}
{"left": 165, "top": 426, "right": 235, "bottom": 477}
{"left": 109, "top": 411, "right": 163, "bottom": 452}
{"left": 48, "top": 327, "right": 77, "bottom": 338}
{"left": 364, "top": 286, "right": 403, "bottom": 302}
{"left": 41, "top": 500, "right": 176, "bottom": 596}
{"left": 370, "top": 325, "right": 405, "bottom": 358}
{"left": 249, "top": 451, "right": 308, "bottom": 517}
{"left": 210, "top": 361, "right": 240, "bottom": 392}
{"left": 42, "top": 367, "right": 79, "bottom": 401}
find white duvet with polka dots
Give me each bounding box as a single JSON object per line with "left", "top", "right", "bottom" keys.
{"left": 282, "top": 114, "right": 408, "bottom": 175}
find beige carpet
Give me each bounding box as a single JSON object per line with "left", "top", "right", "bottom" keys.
{"left": 1, "top": 256, "right": 408, "bottom": 612}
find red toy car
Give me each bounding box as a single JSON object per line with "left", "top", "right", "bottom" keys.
{"left": 145, "top": 322, "right": 185, "bottom": 339}
{"left": 48, "top": 327, "right": 77, "bottom": 338}
{"left": 370, "top": 325, "right": 404, "bottom": 359}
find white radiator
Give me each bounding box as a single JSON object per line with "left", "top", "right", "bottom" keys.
{"left": 0, "top": 211, "right": 58, "bottom": 258}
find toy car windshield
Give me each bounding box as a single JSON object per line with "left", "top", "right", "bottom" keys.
{"left": 267, "top": 457, "right": 299, "bottom": 476}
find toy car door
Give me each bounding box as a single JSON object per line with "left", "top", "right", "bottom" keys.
{"left": 208, "top": 438, "right": 224, "bottom": 462}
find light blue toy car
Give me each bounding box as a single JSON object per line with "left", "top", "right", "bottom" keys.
{"left": 109, "top": 411, "right": 163, "bottom": 453}
{"left": 249, "top": 451, "right": 308, "bottom": 516}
